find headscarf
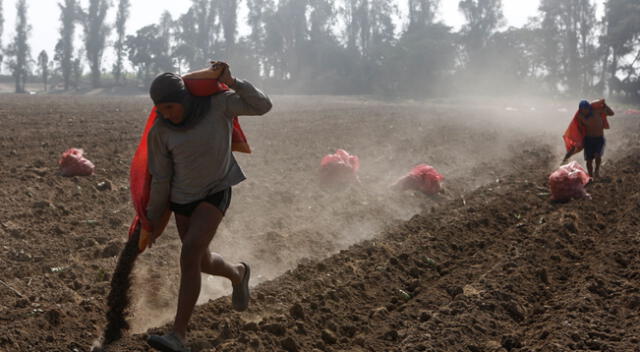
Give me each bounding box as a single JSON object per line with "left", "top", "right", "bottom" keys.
{"left": 149, "top": 72, "right": 212, "bottom": 130}
{"left": 578, "top": 100, "right": 593, "bottom": 119}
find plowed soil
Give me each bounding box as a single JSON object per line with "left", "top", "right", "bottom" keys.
{"left": 0, "top": 94, "right": 638, "bottom": 352}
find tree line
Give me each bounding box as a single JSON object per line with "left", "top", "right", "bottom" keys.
{"left": 2, "top": 0, "right": 640, "bottom": 99}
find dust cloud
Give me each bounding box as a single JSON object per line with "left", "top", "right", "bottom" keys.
{"left": 128, "top": 94, "right": 617, "bottom": 332}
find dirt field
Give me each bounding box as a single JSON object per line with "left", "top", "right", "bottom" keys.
{"left": 0, "top": 94, "right": 638, "bottom": 352}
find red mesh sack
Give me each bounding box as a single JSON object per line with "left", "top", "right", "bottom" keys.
{"left": 183, "top": 77, "right": 228, "bottom": 96}
{"left": 320, "top": 149, "right": 360, "bottom": 185}
{"left": 394, "top": 164, "right": 444, "bottom": 195}
{"left": 59, "top": 148, "right": 95, "bottom": 177}
{"left": 549, "top": 161, "right": 591, "bottom": 202}
{"left": 624, "top": 108, "right": 640, "bottom": 116}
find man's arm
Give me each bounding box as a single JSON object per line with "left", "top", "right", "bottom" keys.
{"left": 604, "top": 104, "right": 615, "bottom": 116}
{"left": 216, "top": 62, "right": 272, "bottom": 117}
{"left": 225, "top": 79, "right": 273, "bottom": 116}
{"left": 146, "top": 127, "right": 173, "bottom": 246}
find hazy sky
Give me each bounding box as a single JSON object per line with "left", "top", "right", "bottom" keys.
{"left": 0, "top": 0, "right": 602, "bottom": 69}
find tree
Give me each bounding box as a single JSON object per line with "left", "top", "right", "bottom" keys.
{"left": 158, "top": 11, "right": 174, "bottom": 63}
{"left": 56, "top": 0, "right": 78, "bottom": 91}
{"left": 336, "top": 0, "right": 396, "bottom": 92}
{"left": 243, "top": 0, "right": 275, "bottom": 80}
{"left": 5, "top": 0, "right": 31, "bottom": 93}
{"left": 394, "top": 22, "right": 457, "bottom": 97}
{"left": 218, "top": 0, "right": 238, "bottom": 55}
{"left": 601, "top": 0, "right": 640, "bottom": 96}
{"left": 259, "top": 0, "right": 308, "bottom": 82}
{"left": 481, "top": 26, "right": 545, "bottom": 91}
{"left": 192, "top": 0, "right": 217, "bottom": 65}
{"left": 277, "top": 0, "right": 308, "bottom": 80}
{"left": 343, "top": 0, "right": 363, "bottom": 53}
{"left": 247, "top": 0, "right": 273, "bottom": 47}
{"left": 173, "top": 0, "right": 224, "bottom": 71}
{"left": 538, "top": 0, "right": 562, "bottom": 90}
{"left": 342, "top": 0, "right": 396, "bottom": 56}
{"left": 362, "top": 0, "right": 397, "bottom": 90}
{"left": 458, "top": 0, "right": 505, "bottom": 71}
{"left": 81, "top": 0, "right": 111, "bottom": 88}
{"left": 538, "top": 0, "right": 598, "bottom": 94}
{"left": 37, "top": 50, "right": 49, "bottom": 91}
{"left": 309, "top": 0, "right": 336, "bottom": 45}
{"left": 126, "top": 24, "right": 174, "bottom": 85}
{"left": 369, "top": 0, "right": 396, "bottom": 48}
{"left": 576, "top": 0, "right": 598, "bottom": 93}
{"left": 246, "top": 0, "right": 274, "bottom": 59}
{"left": 113, "top": 0, "right": 129, "bottom": 85}
{"left": 72, "top": 55, "right": 82, "bottom": 89}
{"left": 408, "top": 0, "right": 438, "bottom": 31}
{"left": 0, "top": 0, "right": 5, "bottom": 73}
{"left": 174, "top": 9, "right": 196, "bottom": 72}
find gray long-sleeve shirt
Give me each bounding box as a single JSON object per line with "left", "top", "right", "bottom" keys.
{"left": 146, "top": 79, "right": 272, "bottom": 221}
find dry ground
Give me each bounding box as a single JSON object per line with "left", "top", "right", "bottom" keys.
{"left": 0, "top": 94, "right": 638, "bottom": 351}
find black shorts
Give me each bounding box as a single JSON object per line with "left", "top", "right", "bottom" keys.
{"left": 583, "top": 136, "right": 605, "bottom": 161}
{"left": 170, "top": 188, "right": 232, "bottom": 217}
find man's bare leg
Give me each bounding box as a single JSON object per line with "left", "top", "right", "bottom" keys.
{"left": 586, "top": 159, "right": 594, "bottom": 178}
{"left": 594, "top": 156, "right": 602, "bottom": 178}
{"left": 175, "top": 214, "right": 245, "bottom": 284}
{"left": 200, "top": 252, "right": 244, "bottom": 285}
{"left": 172, "top": 202, "right": 223, "bottom": 340}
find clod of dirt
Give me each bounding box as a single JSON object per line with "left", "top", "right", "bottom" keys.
{"left": 501, "top": 301, "right": 525, "bottom": 322}
{"left": 289, "top": 303, "right": 305, "bottom": 320}
{"left": 419, "top": 311, "right": 431, "bottom": 322}
{"left": 44, "top": 309, "right": 61, "bottom": 326}
{"left": 14, "top": 299, "right": 29, "bottom": 308}
{"left": 370, "top": 306, "right": 389, "bottom": 320}
{"left": 381, "top": 329, "right": 399, "bottom": 341}
{"left": 627, "top": 296, "right": 640, "bottom": 310}
{"left": 339, "top": 324, "right": 356, "bottom": 338}
{"left": 467, "top": 345, "right": 482, "bottom": 352}
{"left": 321, "top": 329, "right": 337, "bottom": 344}
{"left": 31, "top": 167, "right": 48, "bottom": 177}
{"left": 2, "top": 221, "right": 22, "bottom": 238}
{"left": 212, "top": 323, "right": 233, "bottom": 345}
{"left": 281, "top": 336, "right": 299, "bottom": 352}
{"left": 101, "top": 241, "right": 123, "bottom": 258}
{"left": 242, "top": 322, "right": 258, "bottom": 331}
{"left": 536, "top": 268, "right": 549, "bottom": 284}
{"left": 501, "top": 334, "right": 523, "bottom": 350}
{"left": 96, "top": 181, "right": 112, "bottom": 191}
{"left": 445, "top": 285, "right": 463, "bottom": 298}
{"left": 262, "top": 323, "right": 286, "bottom": 336}
{"left": 32, "top": 200, "right": 54, "bottom": 209}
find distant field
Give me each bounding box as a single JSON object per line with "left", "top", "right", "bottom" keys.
{"left": 0, "top": 94, "right": 638, "bottom": 351}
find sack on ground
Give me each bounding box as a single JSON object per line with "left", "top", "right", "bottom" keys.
{"left": 549, "top": 161, "right": 590, "bottom": 202}
{"left": 394, "top": 164, "right": 444, "bottom": 195}
{"left": 59, "top": 148, "right": 95, "bottom": 177}
{"left": 320, "top": 149, "right": 360, "bottom": 185}
{"left": 624, "top": 108, "right": 640, "bottom": 116}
